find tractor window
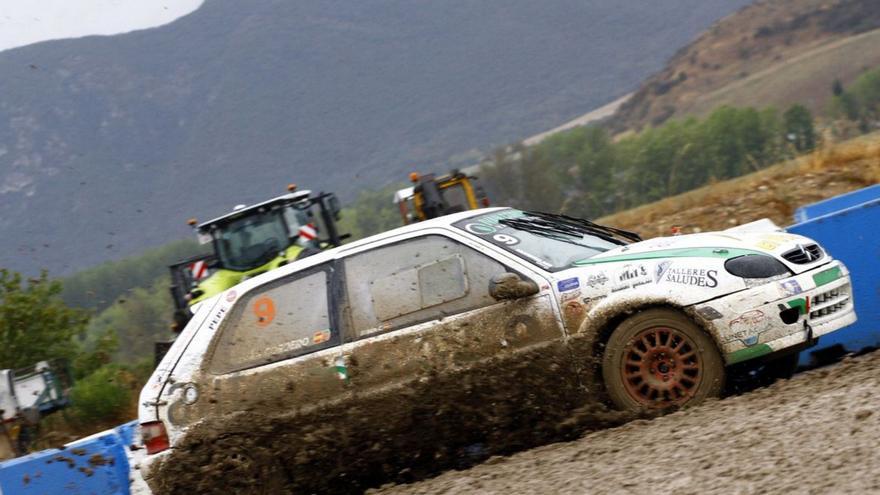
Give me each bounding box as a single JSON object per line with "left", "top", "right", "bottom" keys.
{"left": 214, "top": 211, "right": 289, "bottom": 271}
{"left": 208, "top": 268, "right": 336, "bottom": 374}
{"left": 342, "top": 235, "right": 506, "bottom": 339}
{"left": 283, "top": 206, "right": 319, "bottom": 249}
{"left": 440, "top": 183, "right": 469, "bottom": 213}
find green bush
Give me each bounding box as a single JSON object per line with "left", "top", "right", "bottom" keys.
{"left": 68, "top": 365, "right": 132, "bottom": 424}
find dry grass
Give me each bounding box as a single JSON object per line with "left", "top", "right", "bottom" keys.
{"left": 598, "top": 133, "right": 880, "bottom": 238}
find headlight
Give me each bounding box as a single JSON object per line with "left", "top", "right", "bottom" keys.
{"left": 725, "top": 255, "right": 791, "bottom": 288}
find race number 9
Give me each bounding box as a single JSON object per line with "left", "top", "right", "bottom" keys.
{"left": 493, "top": 233, "right": 520, "bottom": 245}
{"left": 253, "top": 296, "right": 276, "bottom": 327}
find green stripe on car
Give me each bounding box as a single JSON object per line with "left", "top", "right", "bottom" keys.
{"left": 812, "top": 266, "right": 842, "bottom": 287}
{"left": 787, "top": 298, "right": 808, "bottom": 315}
{"left": 727, "top": 344, "right": 773, "bottom": 364}
{"left": 574, "top": 247, "right": 767, "bottom": 266}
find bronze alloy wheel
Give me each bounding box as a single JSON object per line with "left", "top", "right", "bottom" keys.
{"left": 602, "top": 308, "right": 724, "bottom": 413}
{"left": 621, "top": 326, "right": 701, "bottom": 407}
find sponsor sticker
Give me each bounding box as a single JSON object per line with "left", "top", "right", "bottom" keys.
{"left": 655, "top": 260, "right": 673, "bottom": 283}
{"left": 696, "top": 306, "right": 724, "bottom": 321}
{"left": 662, "top": 267, "right": 719, "bottom": 288}
{"left": 560, "top": 289, "right": 582, "bottom": 302}
{"left": 206, "top": 306, "right": 228, "bottom": 332}
{"left": 727, "top": 309, "right": 771, "bottom": 346}
{"left": 778, "top": 280, "right": 803, "bottom": 298}
{"left": 582, "top": 294, "right": 607, "bottom": 306}
{"left": 226, "top": 290, "right": 237, "bottom": 303}
{"left": 585, "top": 272, "right": 609, "bottom": 288}
{"left": 612, "top": 264, "right": 650, "bottom": 292}
{"left": 557, "top": 277, "right": 580, "bottom": 292}
{"left": 312, "top": 329, "right": 332, "bottom": 344}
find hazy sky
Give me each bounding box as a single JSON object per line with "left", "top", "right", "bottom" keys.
{"left": 0, "top": 0, "right": 203, "bottom": 52}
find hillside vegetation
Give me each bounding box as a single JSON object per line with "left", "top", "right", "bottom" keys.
{"left": 610, "top": 0, "right": 880, "bottom": 130}
{"left": 0, "top": 0, "right": 754, "bottom": 276}
{"left": 598, "top": 133, "right": 880, "bottom": 237}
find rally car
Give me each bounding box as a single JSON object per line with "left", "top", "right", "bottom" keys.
{"left": 138, "top": 208, "right": 856, "bottom": 493}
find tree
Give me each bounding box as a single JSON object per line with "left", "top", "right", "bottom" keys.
{"left": 783, "top": 104, "right": 816, "bottom": 153}
{"left": 0, "top": 270, "right": 89, "bottom": 369}
{"left": 832, "top": 79, "right": 844, "bottom": 97}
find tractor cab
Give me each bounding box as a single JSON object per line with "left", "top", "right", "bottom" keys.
{"left": 201, "top": 191, "right": 320, "bottom": 272}
{"left": 394, "top": 170, "right": 489, "bottom": 225}
{"left": 168, "top": 186, "right": 345, "bottom": 332}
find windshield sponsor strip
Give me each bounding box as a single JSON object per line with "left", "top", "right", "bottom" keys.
{"left": 573, "top": 247, "right": 766, "bottom": 265}
{"left": 812, "top": 266, "right": 842, "bottom": 287}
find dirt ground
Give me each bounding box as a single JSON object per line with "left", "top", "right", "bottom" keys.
{"left": 376, "top": 349, "right": 880, "bottom": 495}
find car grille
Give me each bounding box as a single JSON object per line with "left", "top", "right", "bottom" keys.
{"left": 782, "top": 244, "right": 823, "bottom": 264}
{"left": 809, "top": 284, "right": 851, "bottom": 320}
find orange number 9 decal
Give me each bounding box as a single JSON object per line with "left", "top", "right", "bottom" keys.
{"left": 253, "top": 296, "right": 276, "bottom": 327}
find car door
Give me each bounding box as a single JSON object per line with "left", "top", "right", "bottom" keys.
{"left": 332, "top": 232, "right": 582, "bottom": 461}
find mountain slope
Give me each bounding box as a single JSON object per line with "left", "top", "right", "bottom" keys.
{"left": 0, "top": 0, "right": 754, "bottom": 275}
{"left": 610, "top": 0, "right": 880, "bottom": 131}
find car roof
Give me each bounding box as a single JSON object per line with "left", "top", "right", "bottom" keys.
{"left": 335, "top": 206, "right": 508, "bottom": 253}
{"left": 226, "top": 207, "right": 509, "bottom": 290}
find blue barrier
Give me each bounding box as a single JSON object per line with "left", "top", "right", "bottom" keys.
{"left": 794, "top": 183, "right": 880, "bottom": 223}
{"left": 0, "top": 421, "right": 136, "bottom": 495}
{"left": 789, "top": 188, "right": 880, "bottom": 365}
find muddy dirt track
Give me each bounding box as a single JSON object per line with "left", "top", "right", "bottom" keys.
{"left": 376, "top": 350, "right": 880, "bottom": 495}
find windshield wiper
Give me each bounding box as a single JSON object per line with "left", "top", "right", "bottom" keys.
{"left": 500, "top": 211, "right": 642, "bottom": 246}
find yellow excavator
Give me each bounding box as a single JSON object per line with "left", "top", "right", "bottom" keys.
{"left": 393, "top": 169, "right": 489, "bottom": 225}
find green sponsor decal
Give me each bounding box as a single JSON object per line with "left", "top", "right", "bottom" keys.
{"left": 574, "top": 247, "right": 766, "bottom": 266}
{"left": 334, "top": 356, "right": 349, "bottom": 381}
{"left": 812, "top": 266, "right": 842, "bottom": 287}
{"left": 727, "top": 344, "right": 773, "bottom": 364}
{"left": 787, "top": 298, "right": 808, "bottom": 315}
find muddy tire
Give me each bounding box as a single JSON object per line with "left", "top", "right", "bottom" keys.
{"left": 602, "top": 308, "right": 724, "bottom": 412}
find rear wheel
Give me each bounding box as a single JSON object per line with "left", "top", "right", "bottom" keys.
{"left": 602, "top": 308, "right": 724, "bottom": 412}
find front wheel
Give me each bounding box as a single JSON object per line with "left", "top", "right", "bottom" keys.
{"left": 602, "top": 308, "right": 724, "bottom": 412}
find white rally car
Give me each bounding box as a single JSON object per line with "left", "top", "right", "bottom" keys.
{"left": 137, "top": 208, "right": 856, "bottom": 493}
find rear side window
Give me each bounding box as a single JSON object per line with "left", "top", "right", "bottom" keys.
{"left": 343, "top": 235, "right": 506, "bottom": 339}
{"left": 208, "top": 268, "right": 335, "bottom": 374}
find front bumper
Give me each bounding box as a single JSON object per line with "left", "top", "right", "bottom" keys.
{"left": 695, "top": 260, "right": 857, "bottom": 365}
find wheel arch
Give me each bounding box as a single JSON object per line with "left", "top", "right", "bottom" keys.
{"left": 579, "top": 299, "right": 725, "bottom": 367}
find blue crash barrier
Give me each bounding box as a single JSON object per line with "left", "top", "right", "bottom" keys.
{"left": 793, "top": 183, "right": 880, "bottom": 223}
{"left": 788, "top": 186, "right": 880, "bottom": 366}
{"left": 0, "top": 421, "right": 137, "bottom": 495}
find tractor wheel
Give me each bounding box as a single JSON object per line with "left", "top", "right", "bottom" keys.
{"left": 602, "top": 308, "right": 724, "bottom": 412}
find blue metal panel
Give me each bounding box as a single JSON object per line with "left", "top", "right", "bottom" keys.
{"left": 0, "top": 426, "right": 131, "bottom": 495}
{"left": 789, "top": 194, "right": 880, "bottom": 365}
{"left": 114, "top": 421, "right": 138, "bottom": 449}
{"left": 794, "top": 184, "right": 880, "bottom": 223}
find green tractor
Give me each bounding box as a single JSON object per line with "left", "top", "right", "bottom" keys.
{"left": 168, "top": 185, "right": 346, "bottom": 333}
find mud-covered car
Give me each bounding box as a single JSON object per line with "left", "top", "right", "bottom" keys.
{"left": 138, "top": 208, "right": 856, "bottom": 494}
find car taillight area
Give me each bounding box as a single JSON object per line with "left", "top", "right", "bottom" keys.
{"left": 142, "top": 420, "right": 170, "bottom": 455}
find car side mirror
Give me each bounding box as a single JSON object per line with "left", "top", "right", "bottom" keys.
{"left": 489, "top": 273, "right": 539, "bottom": 301}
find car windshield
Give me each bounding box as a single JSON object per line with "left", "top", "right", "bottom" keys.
{"left": 213, "top": 210, "right": 289, "bottom": 271}
{"left": 453, "top": 209, "right": 639, "bottom": 272}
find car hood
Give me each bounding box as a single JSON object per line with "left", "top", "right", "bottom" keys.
{"left": 580, "top": 231, "right": 829, "bottom": 274}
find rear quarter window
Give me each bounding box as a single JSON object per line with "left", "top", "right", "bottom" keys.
{"left": 208, "top": 268, "right": 335, "bottom": 374}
